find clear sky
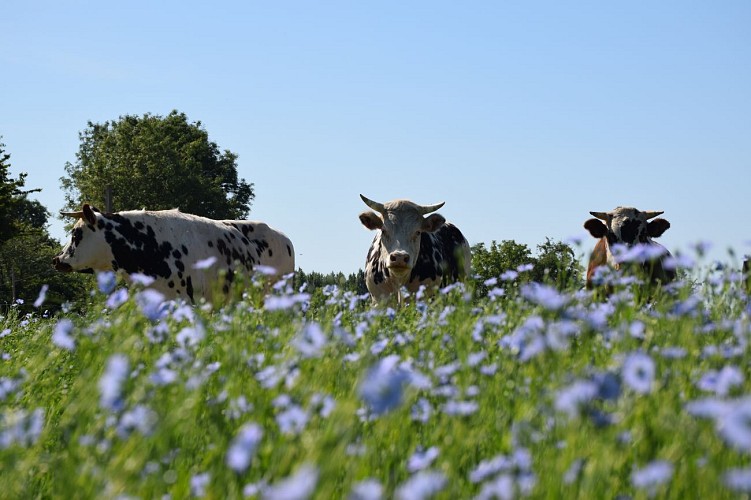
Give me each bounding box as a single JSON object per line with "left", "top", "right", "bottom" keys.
{"left": 1, "top": 1, "right": 749, "bottom": 274}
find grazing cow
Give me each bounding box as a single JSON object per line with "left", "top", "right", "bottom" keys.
{"left": 583, "top": 207, "right": 675, "bottom": 288}
{"left": 52, "top": 204, "right": 294, "bottom": 302}
{"left": 358, "top": 194, "right": 471, "bottom": 303}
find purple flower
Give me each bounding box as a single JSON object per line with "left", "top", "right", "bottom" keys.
{"left": 622, "top": 352, "right": 655, "bottom": 394}
{"left": 395, "top": 470, "right": 447, "bottom": 500}
{"left": 500, "top": 270, "right": 518, "bottom": 281}
{"left": 52, "top": 318, "right": 75, "bottom": 351}
{"left": 226, "top": 423, "right": 263, "bottom": 473}
{"left": 263, "top": 464, "right": 318, "bottom": 500}
{"left": 276, "top": 405, "right": 309, "bottom": 435}
{"left": 192, "top": 256, "right": 217, "bottom": 269}
{"left": 33, "top": 284, "right": 49, "bottom": 308}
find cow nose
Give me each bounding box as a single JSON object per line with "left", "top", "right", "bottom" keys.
{"left": 389, "top": 252, "right": 410, "bottom": 266}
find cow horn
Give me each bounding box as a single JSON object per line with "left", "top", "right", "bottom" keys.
{"left": 643, "top": 210, "right": 664, "bottom": 220}
{"left": 60, "top": 211, "right": 84, "bottom": 219}
{"left": 417, "top": 202, "right": 446, "bottom": 215}
{"left": 360, "top": 194, "right": 386, "bottom": 214}
{"left": 589, "top": 211, "right": 609, "bottom": 220}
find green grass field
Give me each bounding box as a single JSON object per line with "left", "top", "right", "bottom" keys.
{"left": 2, "top": 251, "right": 750, "bottom": 499}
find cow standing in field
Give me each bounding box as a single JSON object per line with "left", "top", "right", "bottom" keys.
{"left": 358, "top": 194, "right": 471, "bottom": 304}
{"left": 52, "top": 204, "right": 295, "bottom": 302}
{"left": 583, "top": 207, "right": 675, "bottom": 288}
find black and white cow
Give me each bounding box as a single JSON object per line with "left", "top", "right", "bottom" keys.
{"left": 358, "top": 194, "right": 471, "bottom": 303}
{"left": 52, "top": 204, "right": 295, "bottom": 302}
{"left": 583, "top": 206, "right": 674, "bottom": 288}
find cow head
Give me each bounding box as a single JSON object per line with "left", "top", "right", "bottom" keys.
{"left": 52, "top": 204, "right": 112, "bottom": 273}
{"left": 584, "top": 207, "right": 670, "bottom": 247}
{"left": 359, "top": 194, "right": 445, "bottom": 278}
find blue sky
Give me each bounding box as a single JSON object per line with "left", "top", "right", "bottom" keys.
{"left": 2, "top": 1, "right": 749, "bottom": 274}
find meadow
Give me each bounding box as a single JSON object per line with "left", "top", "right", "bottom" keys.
{"left": 1, "top": 244, "right": 751, "bottom": 499}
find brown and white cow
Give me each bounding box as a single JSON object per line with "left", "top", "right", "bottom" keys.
{"left": 52, "top": 204, "right": 294, "bottom": 302}
{"left": 358, "top": 194, "right": 471, "bottom": 303}
{"left": 583, "top": 207, "right": 675, "bottom": 288}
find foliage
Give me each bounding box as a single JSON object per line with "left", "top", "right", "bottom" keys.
{"left": 1, "top": 252, "right": 749, "bottom": 499}
{"left": 0, "top": 139, "right": 40, "bottom": 244}
{"left": 60, "top": 111, "right": 254, "bottom": 219}
{"left": 0, "top": 139, "right": 91, "bottom": 312}
{"left": 472, "top": 238, "right": 583, "bottom": 296}
{"left": 296, "top": 267, "right": 368, "bottom": 295}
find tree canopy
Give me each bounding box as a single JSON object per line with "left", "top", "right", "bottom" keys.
{"left": 60, "top": 111, "right": 254, "bottom": 219}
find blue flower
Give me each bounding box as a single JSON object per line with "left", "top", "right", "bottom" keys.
{"left": 263, "top": 464, "right": 318, "bottom": 500}
{"left": 97, "top": 271, "right": 116, "bottom": 294}
{"left": 621, "top": 352, "right": 655, "bottom": 394}
{"left": 52, "top": 318, "right": 75, "bottom": 351}
{"left": 349, "top": 479, "right": 383, "bottom": 500}
{"left": 631, "top": 460, "right": 673, "bottom": 491}
{"left": 407, "top": 446, "right": 439, "bottom": 472}
{"left": 33, "top": 284, "right": 48, "bottom": 308}
{"left": 395, "top": 470, "right": 447, "bottom": 500}
{"left": 226, "top": 423, "right": 263, "bottom": 473}
{"left": 359, "top": 355, "right": 410, "bottom": 416}
{"left": 99, "top": 354, "right": 129, "bottom": 411}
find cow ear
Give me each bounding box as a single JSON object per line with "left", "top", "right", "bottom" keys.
{"left": 584, "top": 218, "right": 607, "bottom": 238}
{"left": 422, "top": 213, "right": 446, "bottom": 233}
{"left": 82, "top": 204, "right": 98, "bottom": 225}
{"left": 648, "top": 218, "right": 670, "bottom": 238}
{"left": 359, "top": 211, "right": 383, "bottom": 231}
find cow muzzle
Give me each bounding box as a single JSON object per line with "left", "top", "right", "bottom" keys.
{"left": 52, "top": 256, "right": 72, "bottom": 272}
{"left": 388, "top": 251, "right": 412, "bottom": 273}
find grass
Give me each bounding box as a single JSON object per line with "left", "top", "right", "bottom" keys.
{"left": 1, "top": 253, "right": 750, "bottom": 499}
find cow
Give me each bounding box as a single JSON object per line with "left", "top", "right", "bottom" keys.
{"left": 52, "top": 204, "right": 295, "bottom": 303}
{"left": 358, "top": 194, "right": 471, "bottom": 304}
{"left": 583, "top": 206, "right": 675, "bottom": 289}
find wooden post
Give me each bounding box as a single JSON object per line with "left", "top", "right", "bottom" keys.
{"left": 105, "top": 186, "right": 113, "bottom": 213}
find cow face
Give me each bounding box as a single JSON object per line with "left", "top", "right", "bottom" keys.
{"left": 584, "top": 207, "right": 670, "bottom": 246}
{"left": 359, "top": 195, "right": 445, "bottom": 278}
{"left": 53, "top": 204, "right": 112, "bottom": 273}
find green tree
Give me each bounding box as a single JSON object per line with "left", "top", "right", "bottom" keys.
{"left": 0, "top": 140, "right": 90, "bottom": 312}
{"left": 472, "top": 239, "right": 533, "bottom": 279}
{"left": 0, "top": 139, "right": 37, "bottom": 243}
{"left": 60, "top": 111, "right": 254, "bottom": 219}
{"left": 471, "top": 238, "right": 582, "bottom": 296}
{"left": 532, "top": 237, "right": 583, "bottom": 289}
